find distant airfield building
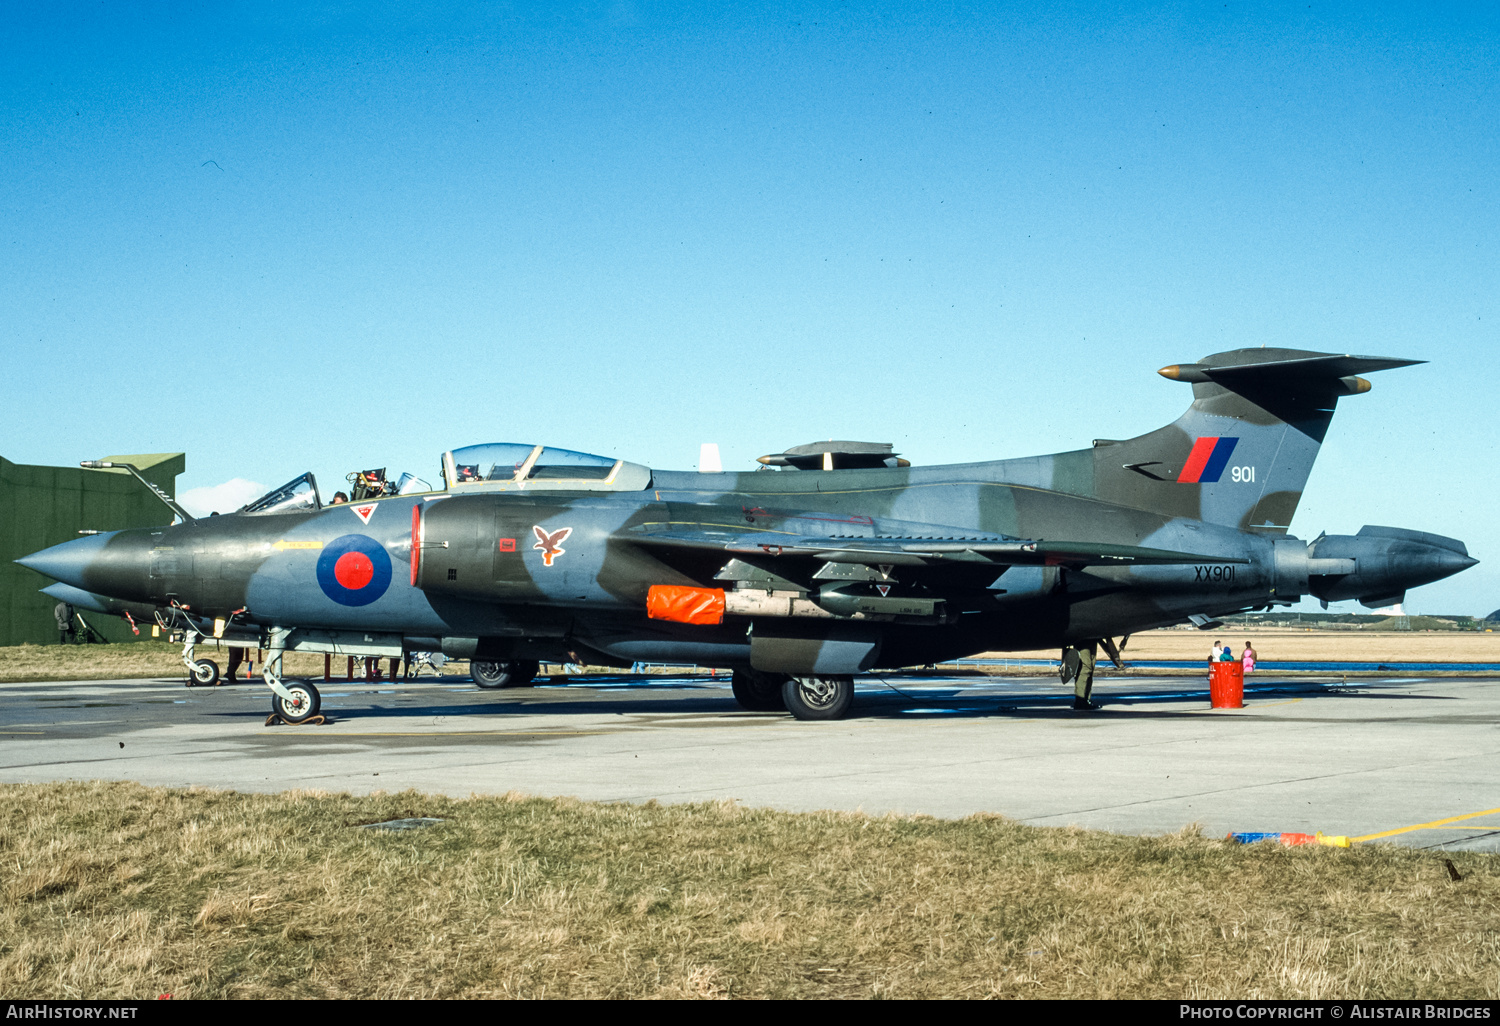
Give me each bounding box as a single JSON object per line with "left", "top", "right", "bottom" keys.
{"left": 1, "top": 453, "right": 184, "bottom": 646}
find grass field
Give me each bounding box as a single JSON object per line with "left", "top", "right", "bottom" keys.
{"left": 1, "top": 782, "right": 1496, "bottom": 999}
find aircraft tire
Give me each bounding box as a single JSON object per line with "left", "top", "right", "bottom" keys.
{"left": 782, "top": 676, "right": 853, "bottom": 721}
{"left": 190, "top": 659, "right": 220, "bottom": 687}
{"left": 472, "top": 661, "right": 537, "bottom": 688}
{"left": 731, "top": 669, "right": 788, "bottom": 711}
{"left": 272, "top": 681, "right": 321, "bottom": 723}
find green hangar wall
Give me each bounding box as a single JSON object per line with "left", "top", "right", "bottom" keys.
{"left": 1, "top": 453, "right": 185, "bottom": 646}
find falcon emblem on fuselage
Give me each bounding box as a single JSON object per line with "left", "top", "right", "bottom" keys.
{"left": 532, "top": 525, "right": 573, "bottom": 567}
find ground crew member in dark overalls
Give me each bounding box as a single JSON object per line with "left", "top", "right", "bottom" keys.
{"left": 1061, "top": 641, "right": 1099, "bottom": 711}
{"left": 224, "top": 645, "right": 244, "bottom": 684}
{"left": 54, "top": 602, "right": 75, "bottom": 645}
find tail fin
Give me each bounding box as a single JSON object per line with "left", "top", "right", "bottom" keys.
{"left": 1068, "top": 348, "right": 1421, "bottom": 533}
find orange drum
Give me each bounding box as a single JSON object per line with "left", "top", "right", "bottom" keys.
{"left": 1210, "top": 660, "right": 1244, "bottom": 708}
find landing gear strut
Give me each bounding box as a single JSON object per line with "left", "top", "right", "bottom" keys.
{"left": 782, "top": 676, "right": 854, "bottom": 720}
{"left": 261, "top": 626, "right": 322, "bottom": 724}
{"left": 181, "top": 630, "right": 219, "bottom": 687}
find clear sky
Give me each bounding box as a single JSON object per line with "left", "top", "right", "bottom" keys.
{"left": 3, "top": 2, "right": 1496, "bottom": 613}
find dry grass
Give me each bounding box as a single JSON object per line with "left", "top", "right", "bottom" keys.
{"left": 0, "top": 642, "right": 334, "bottom": 684}
{"left": 0, "top": 782, "right": 1497, "bottom": 999}
{"left": 0, "top": 642, "right": 711, "bottom": 684}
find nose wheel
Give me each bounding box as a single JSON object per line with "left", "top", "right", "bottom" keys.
{"left": 179, "top": 630, "right": 220, "bottom": 687}
{"left": 270, "top": 681, "right": 322, "bottom": 724}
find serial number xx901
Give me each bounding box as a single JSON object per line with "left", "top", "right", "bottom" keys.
{"left": 1194, "top": 565, "right": 1236, "bottom": 583}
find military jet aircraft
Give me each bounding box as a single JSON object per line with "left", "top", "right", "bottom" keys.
{"left": 17, "top": 347, "right": 1477, "bottom": 723}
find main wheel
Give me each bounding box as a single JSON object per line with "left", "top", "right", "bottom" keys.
{"left": 472, "top": 661, "right": 538, "bottom": 688}
{"left": 271, "top": 681, "right": 321, "bottom": 723}
{"left": 190, "top": 659, "right": 220, "bottom": 687}
{"left": 731, "top": 669, "right": 788, "bottom": 711}
{"left": 782, "top": 676, "right": 854, "bottom": 720}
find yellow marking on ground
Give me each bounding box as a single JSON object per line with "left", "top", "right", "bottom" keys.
{"left": 1353, "top": 806, "right": 1500, "bottom": 843}
{"left": 1249, "top": 698, "right": 1304, "bottom": 708}
{"left": 273, "top": 540, "right": 324, "bottom": 552}
{"left": 0, "top": 731, "right": 45, "bottom": 735}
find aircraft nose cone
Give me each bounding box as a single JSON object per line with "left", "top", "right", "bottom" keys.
{"left": 14, "top": 532, "right": 118, "bottom": 590}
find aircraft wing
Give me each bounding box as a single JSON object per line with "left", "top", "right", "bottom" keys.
{"left": 620, "top": 526, "right": 1247, "bottom": 569}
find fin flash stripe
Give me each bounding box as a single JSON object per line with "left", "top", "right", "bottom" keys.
{"left": 1178, "top": 437, "right": 1239, "bottom": 484}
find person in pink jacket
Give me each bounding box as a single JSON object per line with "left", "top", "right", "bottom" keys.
{"left": 1242, "top": 641, "right": 1257, "bottom": 673}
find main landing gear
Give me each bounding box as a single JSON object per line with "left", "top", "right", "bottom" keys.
{"left": 730, "top": 670, "right": 855, "bottom": 720}
{"left": 730, "top": 669, "right": 789, "bottom": 711}
{"left": 261, "top": 626, "right": 322, "bottom": 725}
{"left": 471, "top": 660, "right": 541, "bottom": 689}
{"left": 782, "top": 676, "right": 854, "bottom": 721}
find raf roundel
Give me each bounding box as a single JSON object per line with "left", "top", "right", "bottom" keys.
{"left": 316, "top": 535, "right": 393, "bottom": 607}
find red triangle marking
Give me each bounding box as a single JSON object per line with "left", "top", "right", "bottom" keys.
{"left": 876, "top": 584, "right": 891, "bottom": 597}
{"left": 351, "top": 503, "right": 376, "bottom": 525}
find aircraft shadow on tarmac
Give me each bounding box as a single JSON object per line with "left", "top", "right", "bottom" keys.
{"left": 194, "top": 674, "right": 1453, "bottom": 726}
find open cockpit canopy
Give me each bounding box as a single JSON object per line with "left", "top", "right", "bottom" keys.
{"left": 241, "top": 472, "right": 321, "bottom": 515}
{"left": 442, "top": 444, "right": 650, "bottom": 492}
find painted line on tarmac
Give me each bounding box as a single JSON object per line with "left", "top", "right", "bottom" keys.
{"left": 1353, "top": 805, "right": 1500, "bottom": 843}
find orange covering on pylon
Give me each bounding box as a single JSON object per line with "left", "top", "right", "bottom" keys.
{"left": 646, "top": 585, "right": 725, "bottom": 625}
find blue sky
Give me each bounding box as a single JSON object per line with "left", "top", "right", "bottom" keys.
{"left": 3, "top": 2, "right": 1496, "bottom": 612}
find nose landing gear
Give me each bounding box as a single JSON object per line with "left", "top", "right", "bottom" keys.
{"left": 179, "top": 629, "right": 220, "bottom": 687}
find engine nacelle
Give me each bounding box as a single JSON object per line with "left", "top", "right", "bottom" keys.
{"left": 1306, "top": 526, "right": 1476, "bottom": 608}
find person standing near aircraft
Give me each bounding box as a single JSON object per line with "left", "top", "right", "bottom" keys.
{"left": 1242, "top": 641, "right": 1257, "bottom": 674}
{"left": 54, "top": 601, "right": 74, "bottom": 645}
{"left": 1062, "top": 642, "right": 1099, "bottom": 711}
{"left": 224, "top": 645, "right": 244, "bottom": 684}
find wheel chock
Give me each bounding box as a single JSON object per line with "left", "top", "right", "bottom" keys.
{"left": 263, "top": 713, "right": 331, "bottom": 727}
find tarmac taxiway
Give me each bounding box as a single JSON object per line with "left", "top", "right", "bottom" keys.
{"left": 2, "top": 671, "right": 1497, "bottom": 851}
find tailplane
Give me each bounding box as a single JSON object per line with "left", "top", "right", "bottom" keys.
{"left": 1053, "top": 348, "right": 1422, "bottom": 533}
